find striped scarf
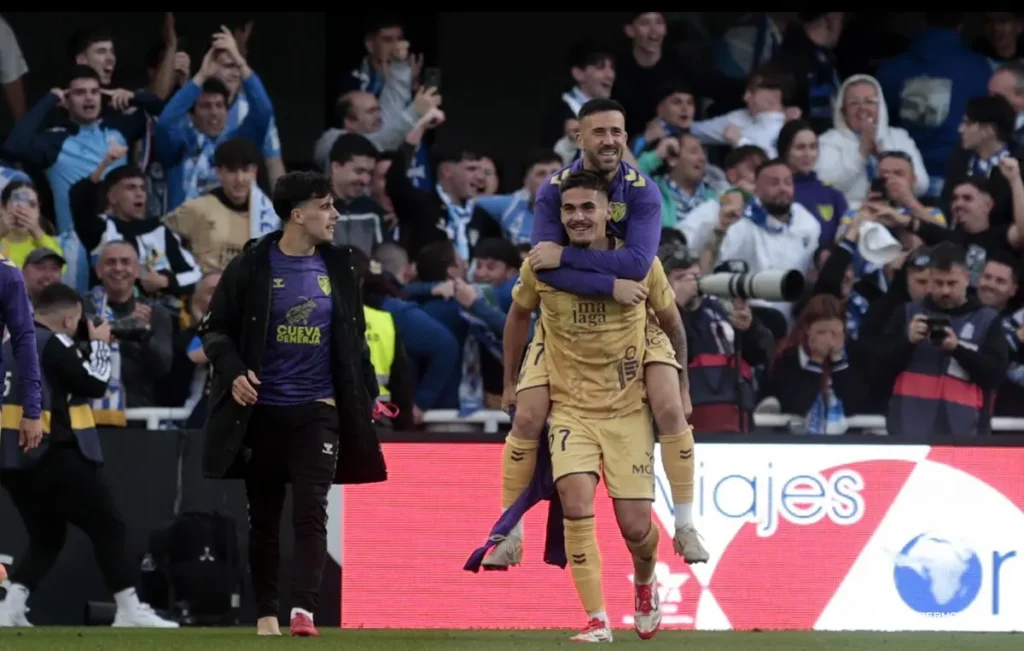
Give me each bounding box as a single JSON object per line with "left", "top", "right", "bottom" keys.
{"left": 437, "top": 184, "right": 475, "bottom": 260}
{"left": 665, "top": 179, "right": 714, "bottom": 224}
{"left": 249, "top": 183, "right": 281, "bottom": 239}
{"left": 85, "top": 286, "right": 126, "bottom": 427}
{"left": 969, "top": 147, "right": 1009, "bottom": 177}
{"left": 798, "top": 346, "right": 849, "bottom": 435}
{"left": 456, "top": 285, "right": 504, "bottom": 416}
{"left": 846, "top": 290, "right": 870, "bottom": 340}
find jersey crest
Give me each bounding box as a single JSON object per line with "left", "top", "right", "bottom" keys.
{"left": 610, "top": 202, "right": 627, "bottom": 222}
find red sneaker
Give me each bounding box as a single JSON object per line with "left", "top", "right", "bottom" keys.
{"left": 290, "top": 612, "right": 319, "bottom": 637}
{"left": 569, "top": 617, "right": 612, "bottom": 643}
{"left": 633, "top": 579, "right": 662, "bottom": 639}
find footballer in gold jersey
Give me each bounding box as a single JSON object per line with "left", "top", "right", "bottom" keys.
{"left": 497, "top": 170, "right": 701, "bottom": 642}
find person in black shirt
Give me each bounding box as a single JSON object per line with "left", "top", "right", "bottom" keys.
{"left": 942, "top": 95, "right": 1024, "bottom": 227}
{"left": 0, "top": 283, "right": 176, "bottom": 628}
{"left": 884, "top": 170, "right": 1024, "bottom": 288}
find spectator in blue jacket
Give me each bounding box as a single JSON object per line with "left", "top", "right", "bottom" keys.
{"left": 412, "top": 240, "right": 507, "bottom": 412}
{"left": 2, "top": 66, "right": 160, "bottom": 235}
{"left": 154, "top": 29, "right": 271, "bottom": 211}
{"left": 475, "top": 149, "right": 563, "bottom": 244}
{"left": 875, "top": 13, "right": 993, "bottom": 197}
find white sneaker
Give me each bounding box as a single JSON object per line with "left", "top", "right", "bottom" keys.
{"left": 481, "top": 535, "right": 522, "bottom": 571}
{"left": 633, "top": 579, "right": 661, "bottom": 639}
{"left": 674, "top": 524, "right": 709, "bottom": 564}
{"left": 112, "top": 602, "right": 179, "bottom": 628}
{"left": 569, "top": 617, "right": 613, "bottom": 643}
{"left": 0, "top": 585, "right": 32, "bottom": 627}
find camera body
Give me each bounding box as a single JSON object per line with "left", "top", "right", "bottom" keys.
{"left": 77, "top": 314, "right": 151, "bottom": 343}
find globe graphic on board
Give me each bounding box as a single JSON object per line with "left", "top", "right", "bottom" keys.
{"left": 893, "top": 533, "right": 983, "bottom": 615}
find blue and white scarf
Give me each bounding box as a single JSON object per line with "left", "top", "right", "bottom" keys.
{"left": 58, "top": 229, "right": 92, "bottom": 295}
{"left": 85, "top": 286, "right": 126, "bottom": 427}
{"left": 969, "top": 147, "right": 1010, "bottom": 177}
{"left": 798, "top": 346, "right": 848, "bottom": 435}
{"left": 248, "top": 183, "right": 280, "bottom": 239}
{"left": 561, "top": 86, "right": 591, "bottom": 118}
{"left": 456, "top": 287, "right": 504, "bottom": 416}
{"left": 742, "top": 197, "right": 786, "bottom": 234}
{"left": 665, "top": 179, "right": 714, "bottom": 223}
{"left": 437, "top": 184, "right": 475, "bottom": 260}
{"left": 846, "top": 290, "right": 870, "bottom": 340}
{"left": 353, "top": 57, "right": 385, "bottom": 97}
{"left": 1004, "top": 308, "right": 1024, "bottom": 387}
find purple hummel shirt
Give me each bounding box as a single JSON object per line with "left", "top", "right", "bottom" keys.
{"left": 257, "top": 246, "right": 334, "bottom": 406}
{"left": 1, "top": 259, "right": 40, "bottom": 419}
{"left": 530, "top": 159, "right": 662, "bottom": 295}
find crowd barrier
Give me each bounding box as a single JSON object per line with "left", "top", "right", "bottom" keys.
{"left": 126, "top": 407, "right": 1024, "bottom": 435}
{"left": 4, "top": 422, "right": 1024, "bottom": 631}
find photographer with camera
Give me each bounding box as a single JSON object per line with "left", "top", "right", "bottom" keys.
{"left": 879, "top": 242, "right": 1009, "bottom": 438}
{"left": 662, "top": 243, "right": 774, "bottom": 433}
{"left": 0, "top": 283, "right": 176, "bottom": 628}
{"left": 82, "top": 241, "right": 174, "bottom": 425}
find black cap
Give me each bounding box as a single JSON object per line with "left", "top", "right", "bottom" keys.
{"left": 658, "top": 242, "right": 697, "bottom": 273}
{"left": 24, "top": 248, "right": 66, "bottom": 267}
{"left": 907, "top": 246, "right": 932, "bottom": 271}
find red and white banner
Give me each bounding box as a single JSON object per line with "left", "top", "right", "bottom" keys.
{"left": 341, "top": 442, "right": 1024, "bottom": 631}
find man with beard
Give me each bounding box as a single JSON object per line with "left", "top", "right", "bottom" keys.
{"left": 502, "top": 170, "right": 680, "bottom": 641}
{"left": 717, "top": 158, "right": 821, "bottom": 326}
{"left": 879, "top": 241, "right": 1008, "bottom": 437}
{"left": 480, "top": 99, "right": 708, "bottom": 572}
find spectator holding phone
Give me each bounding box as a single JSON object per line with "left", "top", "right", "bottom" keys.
{"left": 878, "top": 242, "right": 1009, "bottom": 438}
{"left": 0, "top": 182, "right": 61, "bottom": 269}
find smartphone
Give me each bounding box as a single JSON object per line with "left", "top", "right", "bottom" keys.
{"left": 423, "top": 67, "right": 441, "bottom": 91}
{"left": 869, "top": 177, "right": 888, "bottom": 199}
{"left": 925, "top": 315, "right": 950, "bottom": 345}
{"left": 10, "top": 188, "right": 32, "bottom": 207}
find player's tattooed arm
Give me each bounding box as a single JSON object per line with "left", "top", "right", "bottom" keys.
{"left": 660, "top": 317, "right": 689, "bottom": 389}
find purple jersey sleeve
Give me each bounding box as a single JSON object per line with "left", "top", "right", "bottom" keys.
{"left": 529, "top": 173, "right": 616, "bottom": 296}
{"left": 1, "top": 264, "right": 41, "bottom": 419}
{"left": 558, "top": 177, "right": 661, "bottom": 280}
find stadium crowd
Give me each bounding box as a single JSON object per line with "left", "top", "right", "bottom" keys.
{"left": 0, "top": 11, "right": 1022, "bottom": 436}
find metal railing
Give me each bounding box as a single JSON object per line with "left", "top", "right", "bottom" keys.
{"left": 124, "top": 407, "right": 1024, "bottom": 435}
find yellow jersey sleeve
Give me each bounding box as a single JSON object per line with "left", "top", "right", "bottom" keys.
{"left": 512, "top": 260, "right": 541, "bottom": 310}
{"left": 645, "top": 258, "right": 676, "bottom": 313}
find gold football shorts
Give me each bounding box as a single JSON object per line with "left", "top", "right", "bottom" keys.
{"left": 547, "top": 406, "right": 656, "bottom": 500}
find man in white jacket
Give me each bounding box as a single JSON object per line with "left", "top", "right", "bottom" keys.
{"left": 816, "top": 74, "right": 930, "bottom": 208}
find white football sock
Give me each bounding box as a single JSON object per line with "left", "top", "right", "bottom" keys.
{"left": 290, "top": 607, "right": 313, "bottom": 622}
{"left": 588, "top": 610, "right": 609, "bottom": 626}
{"left": 4, "top": 583, "right": 28, "bottom": 609}
{"left": 113, "top": 587, "right": 140, "bottom": 611}
{"left": 674, "top": 503, "right": 693, "bottom": 529}
{"left": 502, "top": 508, "right": 524, "bottom": 539}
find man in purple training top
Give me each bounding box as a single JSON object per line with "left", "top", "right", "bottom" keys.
{"left": 0, "top": 254, "right": 43, "bottom": 453}
{"left": 199, "top": 171, "right": 386, "bottom": 638}
{"left": 485, "top": 98, "right": 708, "bottom": 570}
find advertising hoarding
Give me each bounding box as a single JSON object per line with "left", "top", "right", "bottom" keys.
{"left": 342, "top": 443, "right": 1024, "bottom": 631}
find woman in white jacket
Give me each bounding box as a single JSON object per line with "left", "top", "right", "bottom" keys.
{"left": 816, "top": 74, "right": 929, "bottom": 209}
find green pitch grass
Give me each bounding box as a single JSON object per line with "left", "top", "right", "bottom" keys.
{"left": 0, "top": 628, "right": 1020, "bottom": 650}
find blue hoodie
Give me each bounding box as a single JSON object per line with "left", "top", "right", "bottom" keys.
{"left": 378, "top": 297, "right": 460, "bottom": 411}
{"left": 875, "top": 28, "right": 991, "bottom": 180}
{"left": 793, "top": 172, "right": 848, "bottom": 246}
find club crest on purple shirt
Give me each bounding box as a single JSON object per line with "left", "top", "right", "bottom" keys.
{"left": 317, "top": 275, "right": 331, "bottom": 296}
